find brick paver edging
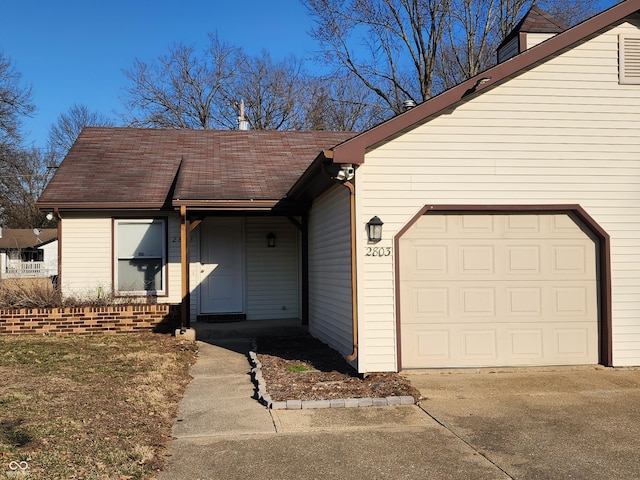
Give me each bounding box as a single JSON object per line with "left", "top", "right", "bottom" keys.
{"left": 248, "top": 339, "right": 415, "bottom": 410}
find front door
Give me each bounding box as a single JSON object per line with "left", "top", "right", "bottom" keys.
{"left": 200, "top": 218, "right": 244, "bottom": 313}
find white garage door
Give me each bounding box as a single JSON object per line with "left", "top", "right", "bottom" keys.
{"left": 399, "top": 213, "right": 599, "bottom": 368}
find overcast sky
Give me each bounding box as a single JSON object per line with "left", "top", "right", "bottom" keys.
{"left": 0, "top": 0, "right": 620, "bottom": 149}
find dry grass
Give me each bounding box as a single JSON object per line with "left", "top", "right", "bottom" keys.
{"left": 0, "top": 334, "right": 197, "bottom": 479}
{"left": 0, "top": 278, "right": 154, "bottom": 309}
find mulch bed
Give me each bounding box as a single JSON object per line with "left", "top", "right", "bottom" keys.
{"left": 255, "top": 335, "right": 420, "bottom": 402}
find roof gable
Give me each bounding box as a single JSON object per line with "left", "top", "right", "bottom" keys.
{"left": 0, "top": 229, "right": 57, "bottom": 250}
{"left": 329, "top": 0, "right": 640, "bottom": 166}
{"left": 498, "top": 5, "right": 568, "bottom": 51}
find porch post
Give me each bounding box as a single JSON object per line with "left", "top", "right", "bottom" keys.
{"left": 301, "top": 212, "right": 309, "bottom": 326}
{"left": 180, "top": 205, "right": 190, "bottom": 330}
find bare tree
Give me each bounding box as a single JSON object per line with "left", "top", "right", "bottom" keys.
{"left": 304, "top": 0, "right": 601, "bottom": 111}
{"left": 122, "top": 35, "right": 240, "bottom": 129}
{"left": 0, "top": 147, "right": 54, "bottom": 228}
{"left": 123, "top": 37, "right": 359, "bottom": 131}
{"left": 303, "top": 0, "right": 452, "bottom": 114}
{"left": 216, "top": 51, "right": 309, "bottom": 130}
{"left": 0, "top": 51, "right": 35, "bottom": 149}
{"left": 47, "top": 103, "right": 115, "bottom": 164}
{"left": 303, "top": 73, "right": 389, "bottom": 131}
{"left": 435, "top": 0, "right": 599, "bottom": 89}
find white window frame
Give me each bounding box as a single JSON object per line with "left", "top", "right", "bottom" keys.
{"left": 619, "top": 34, "right": 640, "bottom": 85}
{"left": 114, "top": 218, "right": 167, "bottom": 296}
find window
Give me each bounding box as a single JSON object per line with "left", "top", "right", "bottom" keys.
{"left": 619, "top": 34, "right": 640, "bottom": 85}
{"left": 114, "top": 219, "right": 166, "bottom": 295}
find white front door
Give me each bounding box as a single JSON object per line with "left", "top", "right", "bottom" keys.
{"left": 200, "top": 218, "right": 244, "bottom": 313}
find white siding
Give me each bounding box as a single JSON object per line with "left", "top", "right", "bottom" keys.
{"left": 524, "top": 32, "right": 557, "bottom": 50}
{"left": 61, "top": 213, "right": 112, "bottom": 298}
{"left": 357, "top": 19, "right": 640, "bottom": 369}
{"left": 245, "top": 217, "right": 300, "bottom": 320}
{"left": 41, "top": 241, "right": 58, "bottom": 276}
{"left": 309, "top": 184, "right": 354, "bottom": 359}
{"left": 189, "top": 224, "right": 200, "bottom": 323}
{"left": 61, "top": 211, "right": 181, "bottom": 304}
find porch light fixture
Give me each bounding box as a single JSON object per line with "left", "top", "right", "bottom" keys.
{"left": 266, "top": 232, "right": 276, "bottom": 248}
{"left": 366, "top": 216, "right": 383, "bottom": 243}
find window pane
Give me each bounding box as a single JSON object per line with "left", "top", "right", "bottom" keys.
{"left": 118, "top": 258, "right": 163, "bottom": 292}
{"left": 118, "top": 221, "right": 163, "bottom": 257}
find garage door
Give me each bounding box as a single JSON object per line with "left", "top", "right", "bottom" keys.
{"left": 399, "top": 213, "right": 599, "bottom": 368}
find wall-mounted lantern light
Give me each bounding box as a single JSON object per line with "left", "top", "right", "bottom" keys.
{"left": 267, "top": 232, "right": 276, "bottom": 248}
{"left": 366, "top": 216, "right": 383, "bottom": 243}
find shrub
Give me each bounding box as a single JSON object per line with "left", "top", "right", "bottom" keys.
{"left": 0, "top": 278, "right": 154, "bottom": 309}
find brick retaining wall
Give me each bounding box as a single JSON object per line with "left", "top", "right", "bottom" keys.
{"left": 0, "top": 304, "right": 181, "bottom": 335}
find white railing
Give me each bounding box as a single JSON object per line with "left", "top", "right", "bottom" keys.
{"left": 4, "top": 261, "right": 54, "bottom": 278}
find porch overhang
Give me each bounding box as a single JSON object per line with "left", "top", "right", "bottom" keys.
{"left": 172, "top": 198, "right": 307, "bottom": 215}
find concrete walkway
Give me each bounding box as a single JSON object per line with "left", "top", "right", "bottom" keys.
{"left": 161, "top": 338, "right": 640, "bottom": 479}
{"left": 160, "top": 340, "right": 506, "bottom": 480}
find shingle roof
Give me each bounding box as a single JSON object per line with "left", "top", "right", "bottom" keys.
{"left": 37, "top": 128, "right": 353, "bottom": 210}
{"left": 174, "top": 130, "right": 354, "bottom": 201}
{"left": 0, "top": 229, "right": 57, "bottom": 250}
{"left": 38, "top": 128, "right": 184, "bottom": 208}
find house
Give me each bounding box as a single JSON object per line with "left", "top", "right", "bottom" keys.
{"left": 0, "top": 229, "right": 58, "bottom": 279}
{"left": 38, "top": 0, "right": 640, "bottom": 372}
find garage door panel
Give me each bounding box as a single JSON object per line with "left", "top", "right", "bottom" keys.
{"left": 402, "top": 321, "right": 597, "bottom": 368}
{"left": 399, "top": 213, "right": 599, "bottom": 368}
{"left": 403, "top": 282, "right": 597, "bottom": 323}
{"left": 406, "top": 241, "right": 595, "bottom": 281}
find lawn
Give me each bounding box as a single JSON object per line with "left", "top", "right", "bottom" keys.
{"left": 0, "top": 333, "right": 197, "bottom": 479}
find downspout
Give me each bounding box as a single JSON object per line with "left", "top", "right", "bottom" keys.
{"left": 54, "top": 208, "right": 62, "bottom": 291}
{"left": 322, "top": 158, "right": 358, "bottom": 362}
{"left": 343, "top": 179, "right": 358, "bottom": 362}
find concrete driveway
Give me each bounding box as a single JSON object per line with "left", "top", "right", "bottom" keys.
{"left": 406, "top": 366, "right": 640, "bottom": 479}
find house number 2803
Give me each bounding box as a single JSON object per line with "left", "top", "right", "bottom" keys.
{"left": 365, "top": 246, "right": 392, "bottom": 257}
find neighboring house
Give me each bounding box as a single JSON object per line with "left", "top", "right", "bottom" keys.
{"left": 38, "top": 1, "right": 640, "bottom": 372}
{"left": 0, "top": 229, "right": 58, "bottom": 279}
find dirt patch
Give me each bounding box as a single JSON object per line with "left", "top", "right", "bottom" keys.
{"left": 255, "top": 336, "right": 420, "bottom": 402}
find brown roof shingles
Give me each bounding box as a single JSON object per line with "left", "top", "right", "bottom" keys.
{"left": 38, "top": 128, "right": 184, "bottom": 207}
{"left": 37, "top": 128, "right": 353, "bottom": 209}
{"left": 0, "top": 229, "right": 57, "bottom": 249}
{"left": 174, "top": 131, "right": 353, "bottom": 201}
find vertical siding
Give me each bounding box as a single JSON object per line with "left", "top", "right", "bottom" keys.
{"left": 245, "top": 217, "right": 300, "bottom": 320}
{"left": 357, "top": 19, "right": 640, "bottom": 369}
{"left": 61, "top": 211, "right": 181, "bottom": 304}
{"left": 308, "top": 184, "right": 354, "bottom": 358}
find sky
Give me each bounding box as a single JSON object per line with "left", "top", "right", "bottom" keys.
{"left": 1, "top": 0, "right": 319, "bottom": 149}
{"left": 0, "top": 0, "right": 621, "bottom": 150}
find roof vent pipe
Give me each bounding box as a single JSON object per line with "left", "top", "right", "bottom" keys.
{"left": 402, "top": 99, "right": 416, "bottom": 112}
{"left": 237, "top": 99, "right": 249, "bottom": 130}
